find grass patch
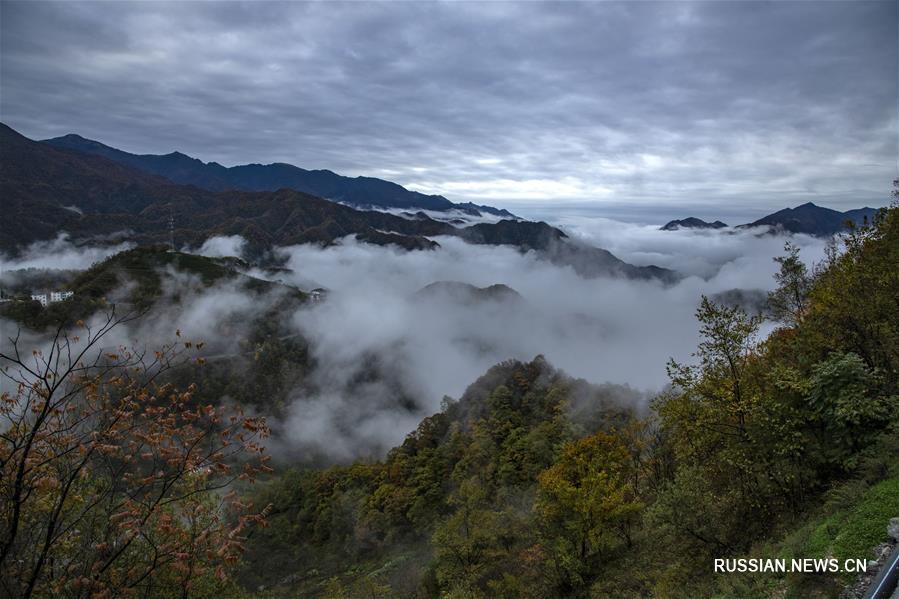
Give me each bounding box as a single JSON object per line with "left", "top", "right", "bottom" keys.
{"left": 712, "top": 473, "right": 899, "bottom": 598}
{"left": 803, "top": 474, "right": 899, "bottom": 564}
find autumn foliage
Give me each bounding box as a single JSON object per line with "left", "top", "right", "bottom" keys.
{"left": 0, "top": 313, "right": 272, "bottom": 598}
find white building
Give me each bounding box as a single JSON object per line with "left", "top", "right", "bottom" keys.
{"left": 30, "top": 291, "right": 74, "bottom": 307}
{"left": 50, "top": 291, "right": 74, "bottom": 302}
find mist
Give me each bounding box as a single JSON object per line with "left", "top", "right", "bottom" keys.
{"left": 191, "top": 235, "right": 247, "bottom": 259}
{"left": 264, "top": 221, "right": 828, "bottom": 458}
{"left": 0, "top": 218, "right": 831, "bottom": 460}
{"left": 0, "top": 233, "right": 133, "bottom": 272}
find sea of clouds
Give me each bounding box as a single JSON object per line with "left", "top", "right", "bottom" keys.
{"left": 0, "top": 216, "right": 831, "bottom": 459}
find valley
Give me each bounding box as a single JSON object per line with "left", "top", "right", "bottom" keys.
{"left": 1, "top": 3, "right": 896, "bottom": 595}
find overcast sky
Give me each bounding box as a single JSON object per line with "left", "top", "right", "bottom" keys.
{"left": 1, "top": 1, "right": 896, "bottom": 213}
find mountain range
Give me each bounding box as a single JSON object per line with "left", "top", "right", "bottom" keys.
{"left": 662, "top": 204, "right": 879, "bottom": 236}
{"left": 43, "top": 132, "right": 513, "bottom": 218}
{"left": 0, "top": 123, "right": 675, "bottom": 282}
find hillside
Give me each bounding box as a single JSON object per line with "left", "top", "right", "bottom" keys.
{"left": 0, "top": 246, "right": 306, "bottom": 330}
{"left": 0, "top": 123, "right": 170, "bottom": 252}
{"left": 659, "top": 204, "right": 879, "bottom": 236}
{"left": 0, "top": 123, "right": 445, "bottom": 255}
{"left": 241, "top": 356, "right": 640, "bottom": 595}
{"left": 43, "top": 132, "right": 514, "bottom": 217}
{"left": 240, "top": 204, "right": 898, "bottom": 598}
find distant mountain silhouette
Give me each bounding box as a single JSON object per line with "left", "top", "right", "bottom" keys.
{"left": 458, "top": 220, "right": 567, "bottom": 250}
{"left": 0, "top": 123, "right": 443, "bottom": 254}
{"left": 1, "top": 123, "right": 676, "bottom": 281}
{"left": 738, "top": 202, "right": 879, "bottom": 236}
{"left": 43, "top": 132, "right": 514, "bottom": 218}
{"left": 660, "top": 217, "right": 728, "bottom": 231}
{"left": 710, "top": 288, "right": 769, "bottom": 316}
{"left": 415, "top": 281, "right": 523, "bottom": 304}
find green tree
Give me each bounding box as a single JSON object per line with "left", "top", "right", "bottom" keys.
{"left": 768, "top": 241, "right": 812, "bottom": 326}
{"left": 802, "top": 203, "right": 898, "bottom": 377}
{"left": 664, "top": 296, "right": 762, "bottom": 447}
{"left": 431, "top": 478, "right": 505, "bottom": 594}
{"left": 535, "top": 431, "right": 641, "bottom": 594}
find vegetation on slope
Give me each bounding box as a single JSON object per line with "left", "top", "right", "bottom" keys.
{"left": 1, "top": 247, "right": 315, "bottom": 419}
{"left": 3, "top": 185, "right": 895, "bottom": 597}
{"left": 241, "top": 358, "right": 640, "bottom": 596}
{"left": 43, "top": 130, "right": 513, "bottom": 216}
{"left": 241, "top": 202, "right": 898, "bottom": 597}
{"left": 0, "top": 246, "right": 306, "bottom": 330}
{"left": 0, "top": 316, "right": 272, "bottom": 598}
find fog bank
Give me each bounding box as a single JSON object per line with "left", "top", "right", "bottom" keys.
{"left": 1, "top": 218, "right": 831, "bottom": 460}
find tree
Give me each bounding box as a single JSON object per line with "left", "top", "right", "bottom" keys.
{"left": 535, "top": 431, "right": 641, "bottom": 594}
{"left": 432, "top": 477, "right": 503, "bottom": 593}
{"left": 664, "top": 296, "right": 762, "bottom": 446}
{"left": 653, "top": 297, "right": 773, "bottom": 556}
{"left": 0, "top": 312, "right": 272, "bottom": 597}
{"left": 804, "top": 351, "right": 894, "bottom": 461}
{"left": 768, "top": 241, "right": 812, "bottom": 326}
{"left": 802, "top": 202, "right": 898, "bottom": 377}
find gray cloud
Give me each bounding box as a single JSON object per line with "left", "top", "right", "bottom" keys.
{"left": 1, "top": 1, "right": 895, "bottom": 212}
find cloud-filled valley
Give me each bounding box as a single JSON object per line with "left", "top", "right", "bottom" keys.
{"left": 275, "top": 220, "right": 828, "bottom": 397}
{"left": 1, "top": 217, "right": 831, "bottom": 460}
{"left": 3, "top": 2, "right": 895, "bottom": 594}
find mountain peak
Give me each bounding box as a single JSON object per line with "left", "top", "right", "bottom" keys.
{"left": 660, "top": 217, "right": 728, "bottom": 231}
{"left": 40, "top": 131, "right": 128, "bottom": 158}
{"left": 165, "top": 151, "right": 194, "bottom": 159}
{"left": 0, "top": 122, "right": 29, "bottom": 140}
{"left": 740, "top": 203, "right": 878, "bottom": 236}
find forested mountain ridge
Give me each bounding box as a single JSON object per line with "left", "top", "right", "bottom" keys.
{"left": 43, "top": 131, "right": 514, "bottom": 217}
{"left": 0, "top": 246, "right": 307, "bottom": 330}
{"left": 241, "top": 356, "right": 642, "bottom": 596}
{"left": 1, "top": 123, "right": 676, "bottom": 281}
{"left": 661, "top": 202, "right": 877, "bottom": 237}
{"left": 660, "top": 204, "right": 879, "bottom": 236}
{"left": 414, "top": 281, "right": 523, "bottom": 304}
{"left": 0, "top": 123, "right": 441, "bottom": 254}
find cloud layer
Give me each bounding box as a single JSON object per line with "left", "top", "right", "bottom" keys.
{"left": 0, "top": 217, "right": 842, "bottom": 460}
{"left": 267, "top": 217, "right": 828, "bottom": 458}
{"left": 1, "top": 1, "right": 895, "bottom": 212}
{"left": 0, "top": 233, "right": 132, "bottom": 271}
